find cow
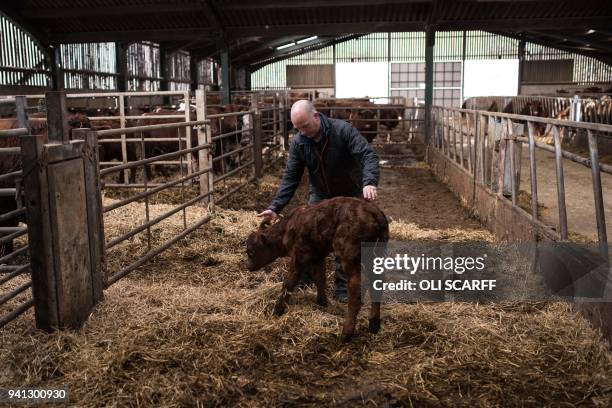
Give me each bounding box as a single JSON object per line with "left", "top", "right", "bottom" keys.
{"left": 349, "top": 107, "right": 377, "bottom": 143}
{"left": 245, "top": 197, "right": 389, "bottom": 341}
{"left": 134, "top": 108, "right": 199, "bottom": 179}
{"left": 207, "top": 105, "right": 248, "bottom": 175}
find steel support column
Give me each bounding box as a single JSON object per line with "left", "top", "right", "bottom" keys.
{"left": 424, "top": 25, "right": 435, "bottom": 143}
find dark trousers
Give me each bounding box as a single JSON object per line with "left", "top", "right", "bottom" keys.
{"left": 299, "top": 192, "right": 348, "bottom": 296}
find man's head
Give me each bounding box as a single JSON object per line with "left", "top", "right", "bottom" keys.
{"left": 291, "top": 100, "right": 321, "bottom": 140}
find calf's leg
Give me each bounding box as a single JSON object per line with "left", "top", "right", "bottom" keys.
{"left": 273, "top": 263, "right": 301, "bottom": 316}
{"left": 341, "top": 261, "right": 362, "bottom": 342}
{"left": 312, "top": 260, "right": 328, "bottom": 307}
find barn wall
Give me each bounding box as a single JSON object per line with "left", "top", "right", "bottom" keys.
{"left": 252, "top": 31, "right": 612, "bottom": 100}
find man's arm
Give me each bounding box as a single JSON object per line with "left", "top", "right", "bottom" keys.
{"left": 268, "top": 138, "right": 305, "bottom": 213}
{"left": 345, "top": 124, "right": 380, "bottom": 189}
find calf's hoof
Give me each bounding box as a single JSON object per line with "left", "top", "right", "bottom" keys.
{"left": 272, "top": 301, "right": 286, "bottom": 316}
{"left": 369, "top": 317, "right": 381, "bottom": 334}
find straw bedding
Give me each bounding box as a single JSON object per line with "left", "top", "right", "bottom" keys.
{"left": 1, "top": 162, "right": 611, "bottom": 407}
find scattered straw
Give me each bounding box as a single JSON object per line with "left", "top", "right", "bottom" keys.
{"left": 1, "top": 161, "right": 611, "bottom": 406}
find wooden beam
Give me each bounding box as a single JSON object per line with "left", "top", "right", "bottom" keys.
{"left": 225, "top": 22, "right": 425, "bottom": 38}
{"left": 50, "top": 28, "right": 214, "bottom": 43}
{"left": 21, "top": 4, "right": 204, "bottom": 18}
{"left": 218, "top": 0, "right": 432, "bottom": 9}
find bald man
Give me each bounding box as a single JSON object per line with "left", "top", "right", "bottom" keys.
{"left": 257, "top": 99, "right": 380, "bottom": 301}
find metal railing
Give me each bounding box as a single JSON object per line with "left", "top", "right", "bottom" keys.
{"left": 0, "top": 120, "right": 33, "bottom": 328}
{"left": 432, "top": 105, "right": 612, "bottom": 257}
{"left": 92, "top": 119, "right": 214, "bottom": 285}
{"left": 464, "top": 95, "right": 612, "bottom": 124}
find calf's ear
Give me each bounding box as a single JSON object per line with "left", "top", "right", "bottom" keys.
{"left": 259, "top": 219, "right": 271, "bottom": 229}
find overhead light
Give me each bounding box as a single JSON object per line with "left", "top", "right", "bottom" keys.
{"left": 276, "top": 42, "right": 295, "bottom": 50}
{"left": 587, "top": 29, "right": 596, "bottom": 34}
{"left": 297, "top": 36, "right": 318, "bottom": 44}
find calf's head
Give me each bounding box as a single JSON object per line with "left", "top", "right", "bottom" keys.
{"left": 245, "top": 221, "right": 280, "bottom": 271}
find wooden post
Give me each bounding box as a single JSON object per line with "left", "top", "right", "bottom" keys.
{"left": 15, "top": 96, "right": 28, "bottom": 129}
{"left": 220, "top": 48, "right": 231, "bottom": 104}
{"left": 21, "top": 135, "right": 58, "bottom": 329}
{"left": 190, "top": 57, "right": 200, "bottom": 92}
{"left": 48, "top": 45, "right": 64, "bottom": 91}
{"left": 195, "top": 89, "right": 213, "bottom": 205}
{"left": 21, "top": 133, "right": 102, "bottom": 330}
{"left": 73, "top": 129, "right": 106, "bottom": 297}
{"left": 115, "top": 42, "right": 127, "bottom": 92}
{"left": 45, "top": 91, "right": 70, "bottom": 143}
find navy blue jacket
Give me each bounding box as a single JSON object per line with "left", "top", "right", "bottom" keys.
{"left": 268, "top": 113, "right": 379, "bottom": 213}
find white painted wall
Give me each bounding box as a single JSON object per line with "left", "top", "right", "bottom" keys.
{"left": 463, "top": 59, "right": 519, "bottom": 99}
{"left": 335, "top": 62, "right": 388, "bottom": 99}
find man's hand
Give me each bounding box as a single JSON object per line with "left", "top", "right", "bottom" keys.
{"left": 363, "top": 185, "right": 378, "bottom": 201}
{"left": 257, "top": 209, "right": 278, "bottom": 223}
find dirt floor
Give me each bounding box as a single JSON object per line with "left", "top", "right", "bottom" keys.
{"left": 1, "top": 159, "right": 612, "bottom": 407}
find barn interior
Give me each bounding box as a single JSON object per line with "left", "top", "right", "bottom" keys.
{"left": 1, "top": 1, "right": 612, "bottom": 406}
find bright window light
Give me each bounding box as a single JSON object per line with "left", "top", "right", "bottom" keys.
{"left": 297, "top": 36, "right": 318, "bottom": 44}
{"left": 276, "top": 42, "right": 295, "bottom": 50}
{"left": 587, "top": 29, "right": 596, "bottom": 34}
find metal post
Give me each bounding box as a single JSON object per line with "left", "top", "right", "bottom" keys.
{"left": 333, "top": 43, "right": 337, "bottom": 97}
{"left": 424, "top": 25, "right": 435, "bottom": 144}
{"left": 159, "top": 44, "right": 169, "bottom": 106}
{"left": 524, "top": 122, "right": 538, "bottom": 222}
{"left": 221, "top": 48, "right": 231, "bottom": 104}
{"left": 183, "top": 91, "right": 192, "bottom": 174}
{"left": 461, "top": 30, "right": 466, "bottom": 103}
{"left": 253, "top": 111, "right": 263, "bottom": 179}
{"left": 517, "top": 35, "right": 525, "bottom": 95}
{"left": 508, "top": 119, "right": 517, "bottom": 206}
{"left": 587, "top": 129, "right": 608, "bottom": 258}
{"left": 195, "top": 89, "right": 213, "bottom": 205}
{"left": 118, "top": 95, "right": 129, "bottom": 183}
{"left": 115, "top": 42, "right": 127, "bottom": 92}
{"left": 496, "top": 118, "right": 506, "bottom": 195}
{"left": 190, "top": 57, "right": 200, "bottom": 92}
{"left": 281, "top": 93, "right": 288, "bottom": 150}
{"left": 552, "top": 126, "right": 568, "bottom": 240}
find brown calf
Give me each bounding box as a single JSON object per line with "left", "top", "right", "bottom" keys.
{"left": 246, "top": 197, "right": 389, "bottom": 341}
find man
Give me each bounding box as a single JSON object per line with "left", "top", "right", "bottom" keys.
{"left": 257, "top": 99, "right": 380, "bottom": 301}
